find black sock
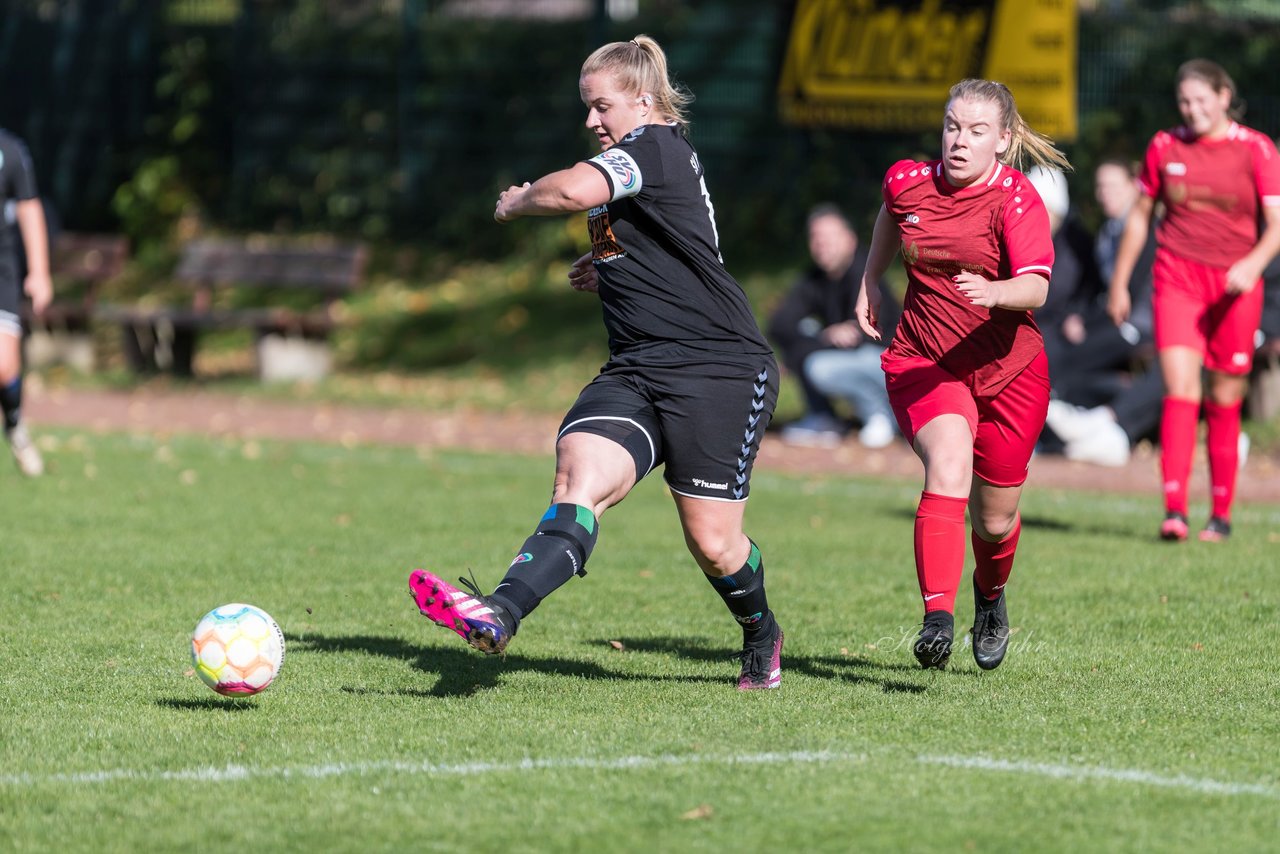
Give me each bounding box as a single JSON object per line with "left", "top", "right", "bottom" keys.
{"left": 705, "top": 540, "right": 774, "bottom": 639}
{"left": 0, "top": 377, "right": 21, "bottom": 433}
{"left": 489, "top": 503, "right": 599, "bottom": 624}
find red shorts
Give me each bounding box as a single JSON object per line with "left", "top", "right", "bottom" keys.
{"left": 1152, "top": 249, "right": 1264, "bottom": 375}
{"left": 882, "top": 350, "right": 1050, "bottom": 488}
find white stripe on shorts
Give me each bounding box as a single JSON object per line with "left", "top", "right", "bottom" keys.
{"left": 559, "top": 416, "right": 657, "bottom": 477}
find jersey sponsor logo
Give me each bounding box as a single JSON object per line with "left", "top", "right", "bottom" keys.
{"left": 692, "top": 477, "right": 729, "bottom": 491}
{"left": 902, "top": 239, "right": 984, "bottom": 279}
{"left": 587, "top": 205, "right": 627, "bottom": 263}
{"left": 906, "top": 213, "right": 920, "bottom": 224}
{"left": 1166, "top": 162, "right": 1187, "bottom": 176}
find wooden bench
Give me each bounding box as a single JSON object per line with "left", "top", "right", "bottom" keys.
{"left": 99, "top": 237, "right": 367, "bottom": 382}
{"left": 22, "top": 232, "right": 130, "bottom": 372}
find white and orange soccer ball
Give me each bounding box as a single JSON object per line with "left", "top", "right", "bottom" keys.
{"left": 190, "top": 604, "right": 285, "bottom": 696}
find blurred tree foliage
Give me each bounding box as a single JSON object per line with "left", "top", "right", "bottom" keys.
{"left": 7, "top": 1, "right": 1280, "bottom": 268}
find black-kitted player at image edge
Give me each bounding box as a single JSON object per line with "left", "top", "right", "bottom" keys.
{"left": 409, "top": 35, "right": 783, "bottom": 690}
{"left": 0, "top": 128, "right": 51, "bottom": 477}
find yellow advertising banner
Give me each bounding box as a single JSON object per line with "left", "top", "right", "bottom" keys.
{"left": 778, "top": 0, "right": 1077, "bottom": 140}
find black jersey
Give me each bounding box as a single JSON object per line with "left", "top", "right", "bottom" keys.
{"left": 0, "top": 129, "right": 38, "bottom": 261}
{"left": 583, "top": 124, "right": 771, "bottom": 357}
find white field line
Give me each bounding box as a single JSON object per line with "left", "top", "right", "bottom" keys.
{"left": 3, "top": 750, "right": 1277, "bottom": 799}
{"left": 0, "top": 750, "right": 865, "bottom": 787}
{"left": 918, "top": 754, "right": 1280, "bottom": 798}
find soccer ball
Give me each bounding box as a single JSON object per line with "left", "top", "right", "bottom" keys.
{"left": 190, "top": 603, "right": 285, "bottom": 696}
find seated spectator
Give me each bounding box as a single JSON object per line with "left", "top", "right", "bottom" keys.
{"left": 1033, "top": 161, "right": 1156, "bottom": 410}
{"left": 1045, "top": 368, "right": 1164, "bottom": 466}
{"left": 1037, "top": 160, "right": 1165, "bottom": 466}
{"left": 768, "top": 204, "right": 901, "bottom": 448}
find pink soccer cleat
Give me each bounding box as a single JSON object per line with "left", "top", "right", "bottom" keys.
{"left": 408, "top": 570, "right": 514, "bottom": 655}
{"left": 738, "top": 622, "right": 783, "bottom": 691}
{"left": 1159, "top": 512, "right": 1189, "bottom": 542}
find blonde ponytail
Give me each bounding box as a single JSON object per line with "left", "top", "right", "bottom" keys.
{"left": 948, "top": 79, "right": 1071, "bottom": 173}
{"left": 582, "top": 34, "right": 693, "bottom": 131}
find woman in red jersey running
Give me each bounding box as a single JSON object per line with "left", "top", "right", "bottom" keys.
{"left": 1107, "top": 59, "right": 1280, "bottom": 543}
{"left": 855, "top": 79, "right": 1070, "bottom": 671}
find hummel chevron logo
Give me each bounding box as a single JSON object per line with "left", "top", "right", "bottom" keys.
{"left": 740, "top": 444, "right": 751, "bottom": 456}
{"left": 748, "top": 413, "right": 760, "bottom": 427}
{"left": 753, "top": 383, "right": 765, "bottom": 396}
{"left": 751, "top": 399, "right": 765, "bottom": 411}
{"left": 733, "top": 488, "right": 744, "bottom": 499}
{"left": 757, "top": 369, "right": 768, "bottom": 382}
{"left": 742, "top": 429, "right": 756, "bottom": 443}
{"left": 737, "top": 458, "right": 747, "bottom": 471}
{"left": 736, "top": 473, "right": 746, "bottom": 485}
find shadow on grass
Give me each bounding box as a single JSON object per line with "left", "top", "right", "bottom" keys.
{"left": 600, "top": 637, "right": 936, "bottom": 693}
{"left": 888, "top": 507, "right": 1134, "bottom": 539}
{"left": 155, "top": 697, "right": 260, "bottom": 711}
{"left": 286, "top": 632, "right": 722, "bottom": 698}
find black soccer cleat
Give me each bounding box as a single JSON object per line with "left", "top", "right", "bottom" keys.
{"left": 737, "top": 617, "right": 783, "bottom": 691}
{"left": 914, "top": 611, "right": 954, "bottom": 670}
{"left": 971, "top": 577, "right": 1010, "bottom": 671}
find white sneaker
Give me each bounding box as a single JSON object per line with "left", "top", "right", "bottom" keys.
{"left": 1239, "top": 431, "right": 1250, "bottom": 471}
{"left": 1045, "top": 400, "right": 1110, "bottom": 444}
{"left": 858, "top": 413, "right": 896, "bottom": 449}
{"left": 1063, "top": 418, "right": 1130, "bottom": 467}
{"left": 7, "top": 423, "right": 44, "bottom": 477}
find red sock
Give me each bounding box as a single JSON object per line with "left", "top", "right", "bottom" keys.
{"left": 1204, "top": 400, "right": 1241, "bottom": 521}
{"left": 914, "top": 492, "right": 968, "bottom": 614}
{"left": 973, "top": 515, "right": 1021, "bottom": 600}
{"left": 1160, "top": 398, "right": 1199, "bottom": 516}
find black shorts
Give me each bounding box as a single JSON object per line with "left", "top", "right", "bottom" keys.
{"left": 559, "top": 342, "right": 779, "bottom": 501}
{"left": 0, "top": 258, "right": 20, "bottom": 338}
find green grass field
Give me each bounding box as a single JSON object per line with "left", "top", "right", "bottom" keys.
{"left": 3, "top": 430, "right": 1278, "bottom": 852}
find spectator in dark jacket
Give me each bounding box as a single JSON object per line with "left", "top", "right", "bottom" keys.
{"left": 768, "top": 204, "right": 902, "bottom": 448}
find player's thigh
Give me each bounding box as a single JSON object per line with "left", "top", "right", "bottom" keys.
{"left": 969, "top": 480, "right": 1024, "bottom": 540}
{"left": 559, "top": 372, "right": 664, "bottom": 492}
{"left": 671, "top": 491, "right": 749, "bottom": 570}
{"left": 553, "top": 431, "right": 641, "bottom": 515}
{"left": 1158, "top": 346, "right": 1205, "bottom": 400}
{"left": 883, "top": 353, "right": 978, "bottom": 449}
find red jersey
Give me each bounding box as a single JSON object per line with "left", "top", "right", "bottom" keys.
{"left": 882, "top": 159, "right": 1054, "bottom": 397}
{"left": 1139, "top": 123, "right": 1280, "bottom": 269}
